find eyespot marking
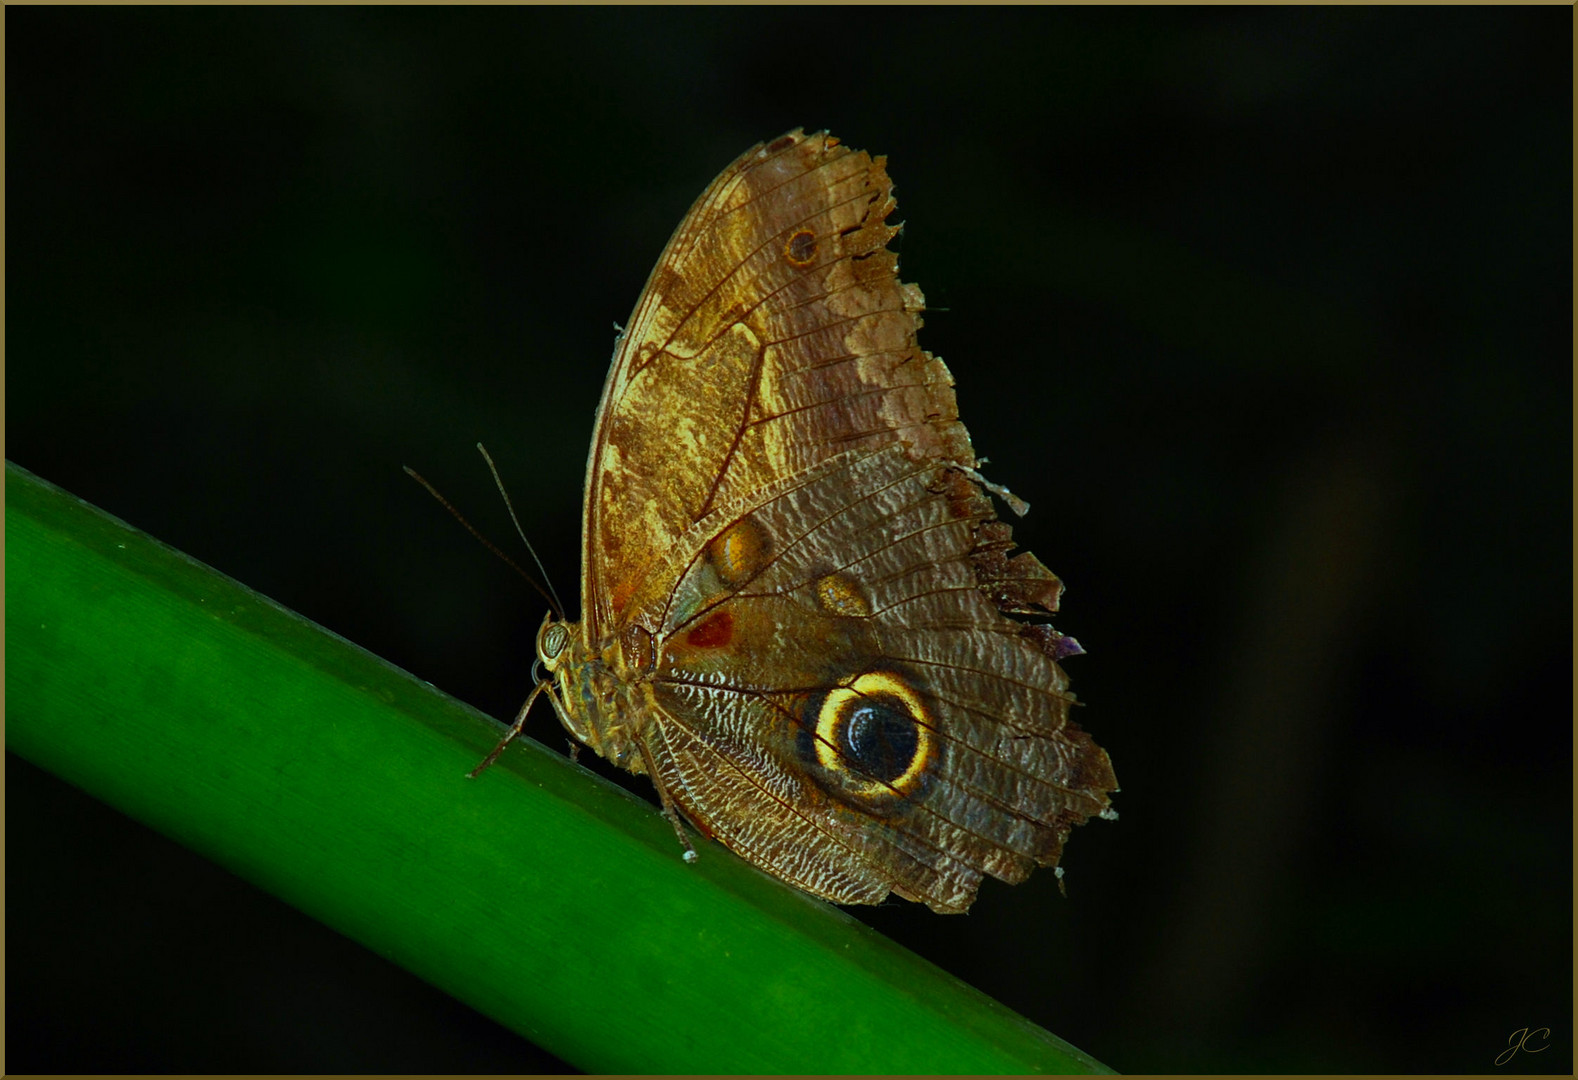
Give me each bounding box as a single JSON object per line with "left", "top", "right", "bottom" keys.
{"left": 707, "top": 518, "right": 767, "bottom": 587}
{"left": 809, "top": 671, "right": 934, "bottom": 797}
{"left": 814, "top": 572, "right": 871, "bottom": 617}
{"left": 784, "top": 229, "right": 818, "bottom": 268}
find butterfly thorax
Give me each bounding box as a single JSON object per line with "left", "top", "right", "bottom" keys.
{"left": 536, "top": 614, "right": 654, "bottom": 775}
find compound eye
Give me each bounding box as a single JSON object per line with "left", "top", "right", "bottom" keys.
{"left": 539, "top": 621, "right": 569, "bottom": 663}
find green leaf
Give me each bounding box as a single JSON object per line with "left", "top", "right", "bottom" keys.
{"left": 5, "top": 460, "right": 1113, "bottom": 1074}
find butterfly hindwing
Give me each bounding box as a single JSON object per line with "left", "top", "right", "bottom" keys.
{"left": 641, "top": 444, "right": 1112, "bottom": 912}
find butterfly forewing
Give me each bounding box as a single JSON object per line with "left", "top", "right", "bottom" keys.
{"left": 583, "top": 131, "right": 971, "bottom": 634}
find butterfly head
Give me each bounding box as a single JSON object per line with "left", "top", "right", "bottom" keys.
{"left": 534, "top": 612, "right": 594, "bottom": 747}
{"left": 536, "top": 614, "right": 572, "bottom": 673}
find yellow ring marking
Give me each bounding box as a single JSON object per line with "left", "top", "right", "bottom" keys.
{"left": 813, "top": 671, "right": 934, "bottom": 797}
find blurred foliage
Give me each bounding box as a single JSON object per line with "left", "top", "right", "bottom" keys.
{"left": 7, "top": 7, "right": 1569, "bottom": 1074}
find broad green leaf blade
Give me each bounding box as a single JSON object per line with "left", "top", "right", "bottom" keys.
{"left": 5, "top": 460, "right": 1113, "bottom": 1075}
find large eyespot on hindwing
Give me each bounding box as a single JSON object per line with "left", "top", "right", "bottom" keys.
{"left": 797, "top": 671, "right": 937, "bottom": 805}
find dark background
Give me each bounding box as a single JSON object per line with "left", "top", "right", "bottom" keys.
{"left": 7, "top": 7, "right": 1570, "bottom": 1074}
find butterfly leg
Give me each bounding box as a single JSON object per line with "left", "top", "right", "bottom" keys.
{"left": 467, "top": 679, "right": 548, "bottom": 778}
{"left": 636, "top": 738, "right": 699, "bottom": 864}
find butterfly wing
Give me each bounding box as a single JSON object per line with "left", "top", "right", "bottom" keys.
{"left": 639, "top": 444, "right": 1114, "bottom": 912}
{"left": 583, "top": 130, "right": 1115, "bottom": 911}
{"left": 583, "top": 130, "right": 971, "bottom": 636}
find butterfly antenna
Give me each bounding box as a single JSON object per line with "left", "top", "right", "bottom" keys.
{"left": 475, "top": 442, "right": 568, "bottom": 620}
{"left": 403, "top": 463, "right": 563, "bottom": 619}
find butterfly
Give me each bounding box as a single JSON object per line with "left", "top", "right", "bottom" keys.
{"left": 482, "top": 129, "right": 1117, "bottom": 913}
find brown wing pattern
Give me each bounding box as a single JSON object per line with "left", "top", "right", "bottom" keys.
{"left": 644, "top": 445, "right": 1114, "bottom": 913}
{"left": 583, "top": 130, "right": 972, "bottom": 636}
{"left": 581, "top": 130, "right": 1115, "bottom": 911}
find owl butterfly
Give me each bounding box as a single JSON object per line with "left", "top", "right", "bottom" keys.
{"left": 492, "top": 129, "right": 1117, "bottom": 914}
